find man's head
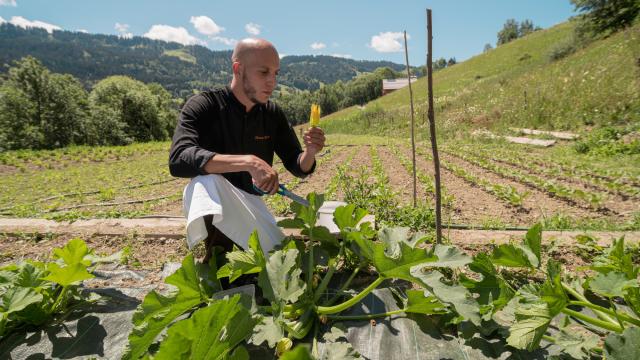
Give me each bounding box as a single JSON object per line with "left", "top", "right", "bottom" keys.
{"left": 231, "top": 38, "right": 280, "bottom": 106}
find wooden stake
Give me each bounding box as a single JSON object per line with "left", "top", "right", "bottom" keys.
{"left": 426, "top": 9, "right": 443, "bottom": 243}
{"left": 403, "top": 31, "right": 417, "bottom": 208}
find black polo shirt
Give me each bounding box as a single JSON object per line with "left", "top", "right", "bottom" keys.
{"left": 168, "top": 86, "right": 315, "bottom": 195}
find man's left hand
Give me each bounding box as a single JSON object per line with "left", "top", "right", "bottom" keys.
{"left": 303, "top": 127, "right": 325, "bottom": 155}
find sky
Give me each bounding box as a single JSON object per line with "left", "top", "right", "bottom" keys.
{"left": 0, "top": 0, "right": 577, "bottom": 66}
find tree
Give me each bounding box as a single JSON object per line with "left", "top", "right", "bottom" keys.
{"left": 447, "top": 57, "right": 457, "bottom": 66}
{"left": 433, "top": 58, "right": 448, "bottom": 71}
{"left": 0, "top": 56, "right": 88, "bottom": 149}
{"left": 88, "top": 76, "right": 170, "bottom": 143}
{"left": 497, "top": 19, "right": 519, "bottom": 45}
{"left": 519, "top": 19, "right": 536, "bottom": 37}
{"left": 571, "top": 0, "right": 640, "bottom": 34}
{"left": 483, "top": 43, "right": 493, "bottom": 52}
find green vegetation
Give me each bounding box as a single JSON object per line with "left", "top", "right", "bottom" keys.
{"left": 0, "top": 57, "right": 178, "bottom": 150}
{"left": 123, "top": 199, "right": 639, "bottom": 359}
{"left": 0, "top": 239, "right": 117, "bottom": 338}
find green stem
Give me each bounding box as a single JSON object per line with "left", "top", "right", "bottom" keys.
{"left": 50, "top": 286, "right": 69, "bottom": 313}
{"left": 324, "top": 266, "right": 361, "bottom": 306}
{"left": 542, "top": 335, "right": 556, "bottom": 344}
{"left": 561, "top": 308, "right": 623, "bottom": 333}
{"left": 326, "top": 309, "right": 405, "bottom": 321}
{"left": 569, "top": 301, "right": 640, "bottom": 327}
{"left": 313, "top": 245, "right": 344, "bottom": 303}
{"left": 307, "top": 228, "right": 314, "bottom": 293}
{"left": 609, "top": 298, "right": 625, "bottom": 331}
{"left": 317, "top": 276, "right": 384, "bottom": 315}
{"left": 562, "top": 282, "right": 618, "bottom": 325}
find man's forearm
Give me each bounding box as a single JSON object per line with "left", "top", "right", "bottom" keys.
{"left": 298, "top": 150, "right": 316, "bottom": 173}
{"left": 202, "top": 154, "right": 255, "bottom": 174}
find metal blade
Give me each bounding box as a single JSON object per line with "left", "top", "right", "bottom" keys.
{"left": 280, "top": 189, "right": 310, "bottom": 207}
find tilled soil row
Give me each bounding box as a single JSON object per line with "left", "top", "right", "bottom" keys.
{"left": 439, "top": 151, "right": 606, "bottom": 222}
{"left": 376, "top": 146, "right": 430, "bottom": 206}
{"left": 395, "top": 144, "right": 528, "bottom": 226}
{"left": 459, "top": 151, "right": 638, "bottom": 217}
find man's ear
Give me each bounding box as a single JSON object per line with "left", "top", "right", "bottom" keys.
{"left": 232, "top": 62, "right": 242, "bottom": 76}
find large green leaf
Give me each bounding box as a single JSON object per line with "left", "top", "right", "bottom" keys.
{"left": 460, "top": 253, "right": 514, "bottom": 312}
{"left": 410, "top": 269, "right": 481, "bottom": 325}
{"left": 52, "top": 238, "right": 91, "bottom": 266}
{"left": 42, "top": 262, "right": 94, "bottom": 287}
{"left": 403, "top": 290, "right": 448, "bottom": 315}
{"left": 217, "top": 249, "right": 261, "bottom": 283}
{"left": 266, "top": 249, "right": 306, "bottom": 304}
{"left": 123, "top": 253, "right": 203, "bottom": 360}
{"left": 429, "top": 245, "right": 472, "bottom": 268}
{"left": 604, "top": 327, "right": 640, "bottom": 360}
{"left": 317, "top": 325, "right": 360, "bottom": 359}
{"left": 371, "top": 240, "right": 437, "bottom": 281}
{"left": 249, "top": 315, "right": 284, "bottom": 348}
{"left": 592, "top": 237, "right": 638, "bottom": 279}
{"left": 588, "top": 271, "right": 637, "bottom": 298}
{"left": 491, "top": 244, "right": 536, "bottom": 268}
{"left": 540, "top": 260, "right": 568, "bottom": 315}
{"left": 553, "top": 324, "right": 599, "bottom": 360}
{"left": 14, "top": 262, "right": 47, "bottom": 289}
{"left": 154, "top": 294, "right": 256, "bottom": 360}
{"left": 524, "top": 223, "right": 542, "bottom": 266}
{"left": 0, "top": 286, "right": 43, "bottom": 314}
{"left": 333, "top": 204, "right": 368, "bottom": 232}
{"left": 506, "top": 300, "right": 552, "bottom": 351}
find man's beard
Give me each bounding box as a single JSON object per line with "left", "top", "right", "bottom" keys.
{"left": 242, "top": 71, "right": 266, "bottom": 105}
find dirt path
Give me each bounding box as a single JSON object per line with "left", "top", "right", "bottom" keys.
{"left": 376, "top": 146, "right": 429, "bottom": 206}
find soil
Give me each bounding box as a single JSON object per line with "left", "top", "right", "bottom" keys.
{"left": 476, "top": 155, "right": 638, "bottom": 217}
{"left": 439, "top": 151, "right": 606, "bottom": 222}
{"left": 395, "top": 144, "right": 527, "bottom": 226}
{"left": 376, "top": 146, "right": 429, "bottom": 206}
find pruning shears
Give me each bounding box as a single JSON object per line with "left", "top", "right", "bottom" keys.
{"left": 253, "top": 183, "right": 310, "bottom": 207}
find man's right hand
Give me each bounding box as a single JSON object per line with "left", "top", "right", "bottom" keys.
{"left": 246, "top": 155, "right": 279, "bottom": 195}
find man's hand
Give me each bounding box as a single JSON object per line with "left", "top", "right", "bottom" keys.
{"left": 247, "top": 155, "right": 279, "bottom": 194}
{"left": 303, "top": 127, "right": 325, "bottom": 155}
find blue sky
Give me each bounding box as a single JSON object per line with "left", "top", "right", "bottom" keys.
{"left": 0, "top": 0, "right": 576, "bottom": 65}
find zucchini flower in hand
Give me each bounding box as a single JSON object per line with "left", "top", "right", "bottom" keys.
{"left": 310, "top": 104, "right": 321, "bottom": 127}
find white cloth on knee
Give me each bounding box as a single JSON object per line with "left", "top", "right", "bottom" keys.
{"left": 182, "top": 174, "right": 284, "bottom": 254}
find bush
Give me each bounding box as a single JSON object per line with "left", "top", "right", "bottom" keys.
{"left": 574, "top": 125, "right": 640, "bottom": 155}
{"left": 547, "top": 39, "right": 579, "bottom": 61}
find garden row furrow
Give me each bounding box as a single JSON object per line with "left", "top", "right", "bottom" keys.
{"left": 451, "top": 144, "right": 639, "bottom": 199}
{"left": 442, "top": 148, "right": 618, "bottom": 215}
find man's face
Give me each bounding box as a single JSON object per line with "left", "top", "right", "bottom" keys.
{"left": 238, "top": 49, "right": 279, "bottom": 105}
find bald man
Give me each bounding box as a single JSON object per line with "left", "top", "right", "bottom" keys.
{"left": 169, "top": 39, "right": 325, "bottom": 262}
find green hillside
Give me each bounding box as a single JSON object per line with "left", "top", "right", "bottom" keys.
{"left": 322, "top": 20, "right": 640, "bottom": 137}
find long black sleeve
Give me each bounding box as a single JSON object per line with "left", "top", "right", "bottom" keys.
{"left": 168, "top": 94, "right": 217, "bottom": 178}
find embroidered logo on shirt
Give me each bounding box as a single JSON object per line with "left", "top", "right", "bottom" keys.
{"left": 255, "top": 135, "right": 271, "bottom": 141}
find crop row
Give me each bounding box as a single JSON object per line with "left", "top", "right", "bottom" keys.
{"left": 442, "top": 147, "right": 610, "bottom": 212}
{"left": 387, "top": 144, "right": 454, "bottom": 207}
{"left": 450, "top": 144, "right": 639, "bottom": 199}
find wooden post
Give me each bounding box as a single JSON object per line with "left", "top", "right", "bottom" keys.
{"left": 403, "top": 31, "right": 417, "bottom": 208}
{"left": 426, "top": 9, "right": 443, "bottom": 244}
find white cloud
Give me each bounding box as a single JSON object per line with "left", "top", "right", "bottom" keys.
{"left": 77, "top": 29, "right": 88, "bottom": 33}
{"left": 114, "top": 22, "right": 132, "bottom": 38}
{"left": 9, "top": 16, "right": 61, "bottom": 33}
{"left": 245, "top": 22, "right": 261, "bottom": 36}
{"left": 279, "top": 53, "right": 287, "bottom": 59}
{"left": 211, "top": 36, "right": 237, "bottom": 46}
{"left": 144, "top": 24, "right": 205, "bottom": 46}
{"left": 369, "top": 31, "right": 407, "bottom": 53}
{"left": 0, "top": 16, "right": 5, "bottom": 24}
{"left": 310, "top": 42, "right": 326, "bottom": 50}
{"left": 0, "top": 0, "right": 17, "bottom": 7}
{"left": 331, "top": 53, "right": 352, "bottom": 59}
{"left": 190, "top": 15, "right": 224, "bottom": 36}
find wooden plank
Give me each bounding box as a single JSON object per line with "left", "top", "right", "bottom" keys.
{"left": 512, "top": 127, "right": 580, "bottom": 140}
{"left": 504, "top": 135, "right": 556, "bottom": 147}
